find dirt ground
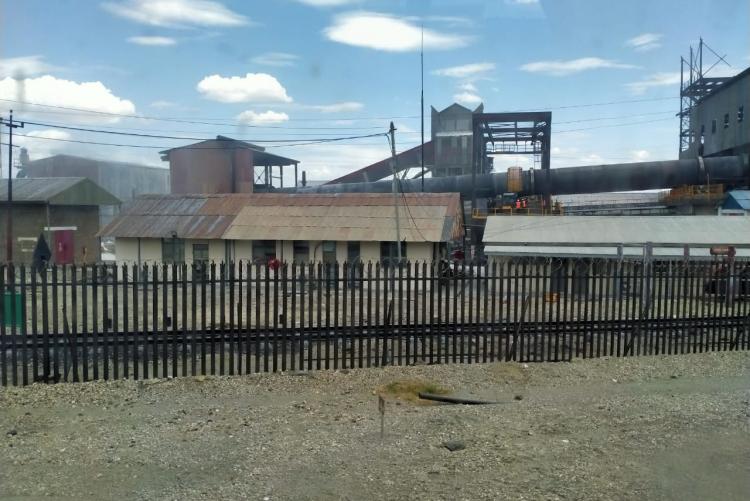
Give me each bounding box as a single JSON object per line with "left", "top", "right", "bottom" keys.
{"left": 1, "top": 352, "right": 749, "bottom": 501}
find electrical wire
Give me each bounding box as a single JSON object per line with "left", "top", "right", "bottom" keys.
{"left": 0, "top": 95, "right": 679, "bottom": 127}
{"left": 20, "top": 119, "right": 392, "bottom": 143}
{"left": 0, "top": 98, "right": 418, "bottom": 124}
{"left": 11, "top": 131, "right": 389, "bottom": 149}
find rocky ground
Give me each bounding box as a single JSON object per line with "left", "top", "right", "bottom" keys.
{"left": 1, "top": 352, "right": 749, "bottom": 501}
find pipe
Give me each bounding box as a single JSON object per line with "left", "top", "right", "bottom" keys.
{"left": 283, "top": 155, "right": 749, "bottom": 198}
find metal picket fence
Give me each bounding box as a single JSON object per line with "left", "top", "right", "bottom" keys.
{"left": 1, "top": 257, "right": 748, "bottom": 386}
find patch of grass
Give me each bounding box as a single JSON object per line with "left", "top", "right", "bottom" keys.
{"left": 378, "top": 379, "right": 451, "bottom": 404}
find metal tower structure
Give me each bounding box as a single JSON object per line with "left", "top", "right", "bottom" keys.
{"left": 678, "top": 38, "right": 732, "bottom": 155}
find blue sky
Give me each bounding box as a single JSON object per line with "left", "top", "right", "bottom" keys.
{"left": 1, "top": 0, "right": 748, "bottom": 182}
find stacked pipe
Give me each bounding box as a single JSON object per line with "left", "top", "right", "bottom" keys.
{"left": 287, "top": 155, "right": 749, "bottom": 198}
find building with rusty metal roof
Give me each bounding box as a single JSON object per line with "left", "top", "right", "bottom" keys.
{"left": 0, "top": 177, "right": 121, "bottom": 264}
{"left": 99, "top": 192, "right": 463, "bottom": 265}
{"left": 18, "top": 154, "right": 169, "bottom": 228}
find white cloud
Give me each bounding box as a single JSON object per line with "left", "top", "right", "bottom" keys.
{"left": 625, "top": 33, "right": 663, "bottom": 52}
{"left": 433, "top": 62, "right": 494, "bottom": 79}
{"left": 630, "top": 149, "right": 651, "bottom": 162}
{"left": 324, "top": 12, "right": 469, "bottom": 52}
{"left": 149, "top": 100, "right": 178, "bottom": 108}
{"left": 506, "top": 0, "right": 539, "bottom": 4}
{"left": 236, "top": 110, "right": 289, "bottom": 125}
{"left": 520, "top": 57, "right": 638, "bottom": 76}
{"left": 625, "top": 72, "right": 681, "bottom": 94}
{"left": 458, "top": 82, "right": 478, "bottom": 92}
{"left": 102, "top": 0, "right": 248, "bottom": 28}
{"left": 453, "top": 92, "right": 482, "bottom": 106}
{"left": 0, "top": 75, "right": 136, "bottom": 123}
{"left": 307, "top": 101, "right": 364, "bottom": 113}
{"left": 251, "top": 52, "right": 298, "bottom": 67}
{"left": 196, "top": 73, "right": 292, "bottom": 103}
{"left": 127, "top": 36, "right": 177, "bottom": 46}
{"left": 296, "top": 0, "right": 357, "bottom": 6}
{"left": 289, "top": 143, "right": 389, "bottom": 182}
{"left": 0, "top": 55, "right": 59, "bottom": 78}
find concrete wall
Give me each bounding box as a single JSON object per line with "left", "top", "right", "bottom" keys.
{"left": 113, "top": 237, "right": 162, "bottom": 264}
{"left": 0, "top": 204, "right": 101, "bottom": 264}
{"left": 408, "top": 242, "right": 435, "bottom": 262}
{"left": 361, "top": 241, "right": 380, "bottom": 262}
{"left": 113, "top": 237, "right": 445, "bottom": 266}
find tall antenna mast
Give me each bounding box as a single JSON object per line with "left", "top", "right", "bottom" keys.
{"left": 420, "top": 22, "right": 425, "bottom": 192}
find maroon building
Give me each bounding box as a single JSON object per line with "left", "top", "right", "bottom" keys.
{"left": 160, "top": 136, "right": 299, "bottom": 194}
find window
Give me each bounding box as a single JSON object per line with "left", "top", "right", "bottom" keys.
{"left": 739, "top": 106, "right": 744, "bottom": 122}
{"left": 321, "top": 241, "right": 337, "bottom": 263}
{"left": 252, "top": 240, "right": 276, "bottom": 263}
{"left": 380, "top": 241, "right": 407, "bottom": 265}
{"left": 293, "top": 241, "right": 309, "bottom": 263}
{"left": 161, "top": 238, "right": 184, "bottom": 263}
{"left": 192, "top": 243, "right": 209, "bottom": 262}
{"left": 723, "top": 113, "right": 729, "bottom": 128}
{"left": 192, "top": 243, "right": 209, "bottom": 280}
{"left": 347, "top": 242, "right": 360, "bottom": 263}
{"left": 700, "top": 124, "right": 705, "bottom": 135}
{"left": 711, "top": 119, "right": 717, "bottom": 134}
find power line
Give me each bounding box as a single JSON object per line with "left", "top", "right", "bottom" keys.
{"left": 14, "top": 117, "right": 386, "bottom": 136}
{"left": 20, "top": 120, "right": 390, "bottom": 144}
{"left": 555, "top": 117, "right": 675, "bottom": 134}
{"left": 0, "top": 98, "right": 418, "bottom": 125}
{"left": 0, "top": 95, "right": 679, "bottom": 128}
{"left": 12, "top": 131, "right": 389, "bottom": 149}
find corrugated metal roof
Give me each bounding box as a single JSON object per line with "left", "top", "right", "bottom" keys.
{"left": 0, "top": 177, "right": 121, "bottom": 205}
{"left": 483, "top": 215, "right": 750, "bottom": 258}
{"left": 100, "top": 192, "right": 463, "bottom": 242}
{"left": 723, "top": 190, "right": 750, "bottom": 211}
{"left": 223, "top": 193, "right": 462, "bottom": 242}
{"left": 484, "top": 245, "right": 750, "bottom": 260}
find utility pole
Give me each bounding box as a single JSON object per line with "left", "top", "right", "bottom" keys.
{"left": 0, "top": 110, "right": 24, "bottom": 265}
{"left": 389, "top": 122, "right": 402, "bottom": 264}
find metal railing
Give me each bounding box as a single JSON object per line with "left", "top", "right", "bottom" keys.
{"left": 0, "top": 257, "right": 748, "bottom": 386}
{"left": 472, "top": 207, "right": 565, "bottom": 218}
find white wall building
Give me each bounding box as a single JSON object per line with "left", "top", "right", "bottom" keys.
{"left": 99, "top": 193, "right": 464, "bottom": 265}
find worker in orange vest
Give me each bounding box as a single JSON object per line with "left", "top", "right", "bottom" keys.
{"left": 521, "top": 198, "right": 527, "bottom": 209}
{"left": 515, "top": 199, "right": 521, "bottom": 210}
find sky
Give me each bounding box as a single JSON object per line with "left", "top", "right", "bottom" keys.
{"left": 0, "top": 0, "right": 748, "bottom": 183}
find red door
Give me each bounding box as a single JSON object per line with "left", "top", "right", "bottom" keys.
{"left": 53, "top": 230, "right": 75, "bottom": 264}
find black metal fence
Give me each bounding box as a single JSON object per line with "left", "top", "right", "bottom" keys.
{"left": 1, "top": 257, "right": 749, "bottom": 386}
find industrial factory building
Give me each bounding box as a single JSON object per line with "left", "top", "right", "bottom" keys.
{"left": 18, "top": 154, "right": 169, "bottom": 227}
{"left": 0, "top": 177, "right": 120, "bottom": 264}
{"left": 99, "top": 193, "right": 463, "bottom": 265}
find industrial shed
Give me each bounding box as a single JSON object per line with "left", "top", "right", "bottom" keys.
{"left": 99, "top": 192, "right": 464, "bottom": 265}
{"left": 0, "top": 177, "right": 121, "bottom": 264}
{"left": 483, "top": 215, "right": 750, "bottom": 260}
{"left": 18, "top": 154, "right": 169, "bottom": 227}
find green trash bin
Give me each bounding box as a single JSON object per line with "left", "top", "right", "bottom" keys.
{"left": 2, "top": 291, "right": 24, "bottom": 327}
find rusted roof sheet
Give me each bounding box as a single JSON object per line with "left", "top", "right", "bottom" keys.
{"left": 98, "top": 194, "right": 252, "bottom": 238}
{"left": 100, "top": 192, "right": 464, "bottom": 242}
{"left": 0, "top": 177, "right": 120, "bottom": 205}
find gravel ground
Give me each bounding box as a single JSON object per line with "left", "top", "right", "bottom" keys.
{"left": 1, "top": 352, "right": 749, "bottom": 501}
